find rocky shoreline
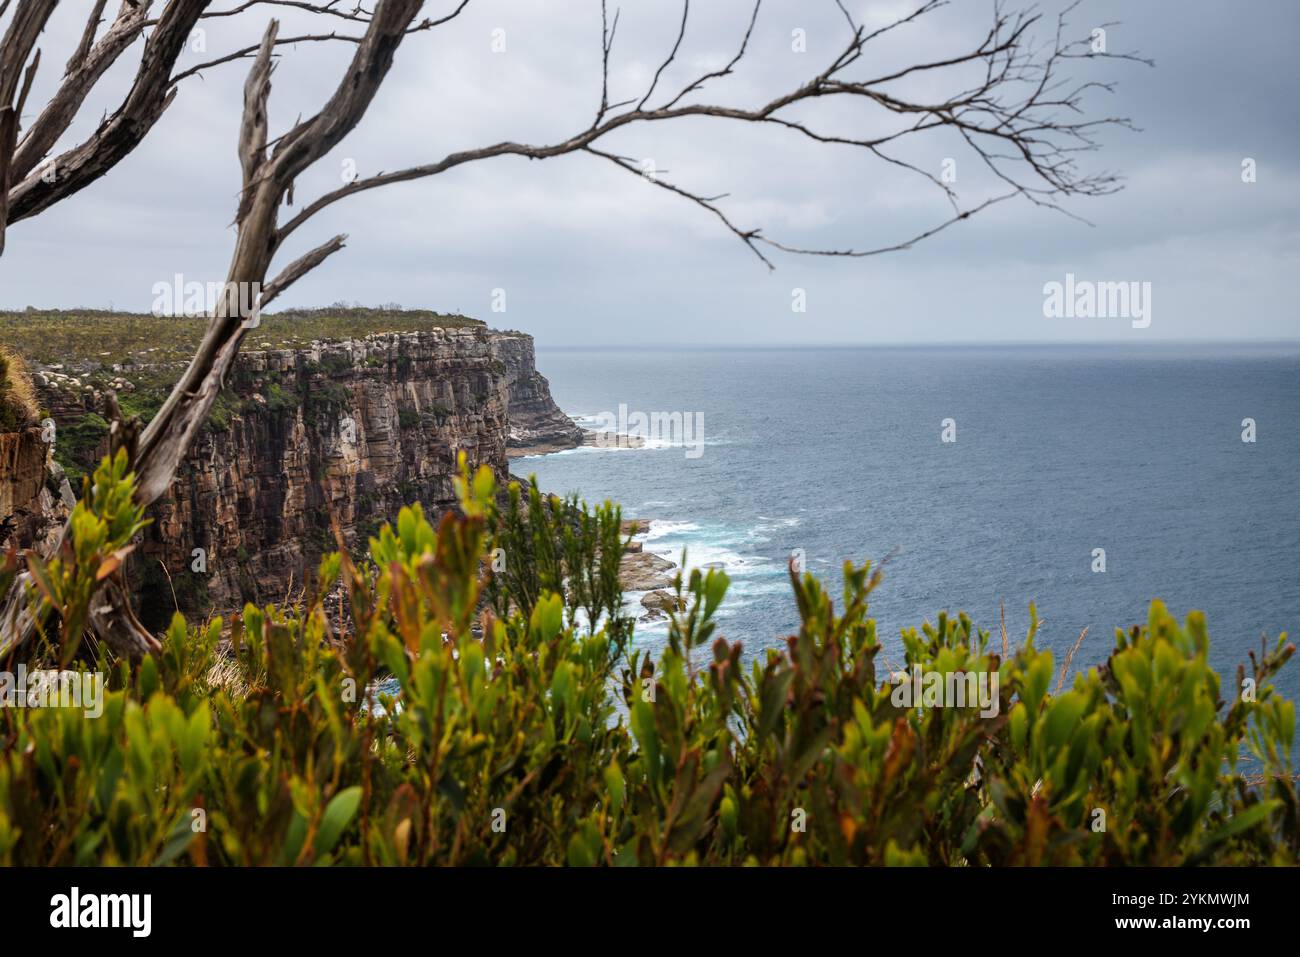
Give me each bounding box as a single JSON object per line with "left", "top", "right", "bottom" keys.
{"left": 506, "top": 427, "right": 645, "bottom": 459}
{"left": 514, "top": 416, "right": 680, "bottom": 623}
{"left": 617, "top": 519, "right": 687, "bottom": 622}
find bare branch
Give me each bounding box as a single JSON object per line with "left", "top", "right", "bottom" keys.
{"left": 135, "top": 0, "right": 427, "bottom": 511}
{"left": 660, "top": 0, "right": 760, "bottom": 111}
{"left": 169, "top": 0, "right": 474, "bottom": 83}
{"left": 6, "top": 0, "right": 211, "bottom": 227}
{"left": 592, "top": 0, "right": 620, "bottom": 126}
{"left": 261, "top": 231, "right": 347, "bottom": 306}
{"left": 171, "top": 30, "right": 357, "bottom": 83}
{"left": 637, "top": 0, "right": 689, "bottom": 111}
{"left": 277, "top": 0, "right": 1148, "bottom": 263}
{"left": 66, "top": 0, "right": 110, "bottom": 75}
{"left": 587, "top": 144, "right": 775, "bottom": 267}
{"left": 0, "top": 0, "right": 58, "bottom": 252}
{"left": 235, "top": 17, "right": 278, "bottom": 225}
{"left": 199, "top": 1, "right": 377, "bottom": 25}
{"left": 11, "top": 0, "right": 153, "bottom": 184}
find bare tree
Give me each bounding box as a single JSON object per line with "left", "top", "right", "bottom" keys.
{"left": 0, "top": 0, "right": 57, "bottom": 252}
{"left": 3, "top": 1, "right": 206, "bottom": 249}
{"left": 0, "top": 0, "right": 428, "bottom": 247}
{"left": 1, "top": 0, "right": 1148, "bottom": 658}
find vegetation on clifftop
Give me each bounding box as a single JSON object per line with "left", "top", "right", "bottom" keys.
{"left": 0, "top": 452, "right": 1295, "bottom": 866}
{"left": 0, "top": 306, "right": 485, "bottom": 368}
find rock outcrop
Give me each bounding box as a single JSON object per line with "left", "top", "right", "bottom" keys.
{"left": 0, "top": 428, "right": 55, "bottom": 551}
{"left": 492, "top": 335, "right": 584, "bottom": 457}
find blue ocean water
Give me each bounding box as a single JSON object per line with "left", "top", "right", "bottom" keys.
{"left": 519, "top": 344, "right": 1300, "bottom": 708}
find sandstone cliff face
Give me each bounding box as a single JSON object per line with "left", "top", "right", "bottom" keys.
{"left": 0, "top": 429, "right": 49, "bottom": 549}
{"left": 26, "top": 327, "right": 577, "bottom": 628}
{"left": 491, "top": 334, "right": 584, "bottom": 456}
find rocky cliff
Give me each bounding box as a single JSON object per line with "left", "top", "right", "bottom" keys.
{"left": 21, "top": 325, "right": 579, "bottom": 629}
{"left": 0, "top": 429, "right": 60, "bottom": 552}
{"left": 493, "top": 334, "right": 585, "bottom": 456}
{"left": 1, "top": 349, "right": 72, "bottom": 557}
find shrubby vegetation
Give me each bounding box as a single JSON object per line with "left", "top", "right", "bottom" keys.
{"left": 0, "top": 453, "right": 1295, "bottom": 865}
{"left": 0, "top": 349, "right": 37, "bottom": 432}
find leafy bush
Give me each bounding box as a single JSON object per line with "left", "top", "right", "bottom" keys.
{"left": 51, "top": 413, "right": 110, "bottom": 487}
{"left": 0, "top": 453, "right": 1295, "bottom": 865}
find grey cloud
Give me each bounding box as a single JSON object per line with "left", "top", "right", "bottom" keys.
{"left": 1, "top": 0, "right": 1296, "bottom": 344}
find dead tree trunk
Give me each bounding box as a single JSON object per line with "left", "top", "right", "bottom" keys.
{"left": 2, "top": 1, "right": 422, "bottom": 658}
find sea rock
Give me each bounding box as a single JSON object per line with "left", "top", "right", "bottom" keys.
{"left": 641, "top": 589, "right": 685, "bottom": 613}
{"left": 582, "top": 429, "right": 645, "bottom": 450}
{"left": 620, "top": 550, "right": 677, "bottom": 591}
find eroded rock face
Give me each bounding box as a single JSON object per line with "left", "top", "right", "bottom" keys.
{"left": 492, "top": 335, "right": 584, "bottom": 457}
{"left": 24, "top": 327, "right": 580, "bottom": 629}
{"left": 0, "top": 428, "right": 71, "bottom": 557}
{"left": 0, "top": 428, "right": 48, "bottom": 547}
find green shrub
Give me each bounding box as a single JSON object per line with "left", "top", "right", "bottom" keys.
{"left": 264, "top": 381, "right": 293, "bottom": 414}
{"left": 0, "top": 453, "right": 1294, "bottom": 865}
{"left": 51, "top": 413, "right": 110, "bottom": 488}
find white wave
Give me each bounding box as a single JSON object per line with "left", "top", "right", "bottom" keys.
{"left": 647, "top": 541, "right": 773, "bottom": 580}
{"left": 755, "top": 515, "right": 802, "bottom": 528}
{"left": 516, "top": 442, "right": 638, "bottom": 459}
{"left": 643, "top": 519, "right": 701, "bottom": 541}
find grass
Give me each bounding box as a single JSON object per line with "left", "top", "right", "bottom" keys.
{"left": 53, "top": 413, "right": 109, "bottom": 486}
{"left": 0, "top": 347, "right": 39, "bottom": 431}
{"left": 0, "top": 306, "right": 486, "bottom": 368}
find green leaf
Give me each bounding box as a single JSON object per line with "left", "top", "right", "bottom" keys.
{"left": 314, "top": 786, "right": 363, "bottom": 857}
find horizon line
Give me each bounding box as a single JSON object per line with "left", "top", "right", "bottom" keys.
{"left": 536, "top": 338, "right": 1300, "bottom": 350}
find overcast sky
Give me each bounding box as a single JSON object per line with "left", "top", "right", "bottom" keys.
{"left": 1, "top": 0, "right": 1296, "bottom": 345}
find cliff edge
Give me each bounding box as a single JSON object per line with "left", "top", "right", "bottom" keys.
{"left": 493, "top": 334, "right": 584, "bottom": 457}
{"left": 10, "top": 315, "right": 580, "bottom": 627}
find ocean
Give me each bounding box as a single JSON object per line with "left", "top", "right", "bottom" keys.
{"left": 518, "top": 343, "right": 1300, "bottom": 708}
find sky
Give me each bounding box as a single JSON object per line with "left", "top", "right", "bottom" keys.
{"left": 1, "top": 0, "right": 1297, "bottom": 345}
